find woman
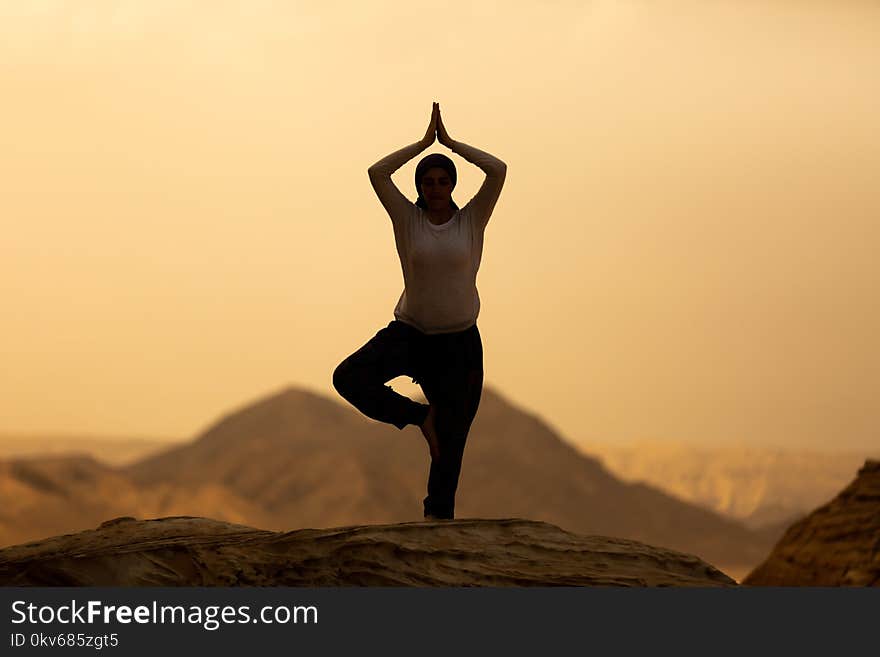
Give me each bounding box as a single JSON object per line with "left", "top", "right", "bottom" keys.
{"left": 332, "top": 102, "right": 507, "bottom": 520}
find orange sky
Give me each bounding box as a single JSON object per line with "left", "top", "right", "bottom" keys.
{"left": 1, "top": 1, "right": 878, "bottom": 451}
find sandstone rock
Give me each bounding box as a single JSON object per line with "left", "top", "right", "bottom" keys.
{"left": 743, "top": 460, "right": 880, "bottom": 586}
{"left": 0, "top": 516, "right": 736, "bottom": 587}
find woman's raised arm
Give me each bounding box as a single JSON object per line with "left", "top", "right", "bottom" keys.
{"left": 436, "top": 106, "right": 507, "bottom": 228}
{"left": 368, "top": 103, "right": 438, "bottom": 221}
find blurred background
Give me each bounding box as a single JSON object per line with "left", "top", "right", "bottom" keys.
{"left": 1, "top": 3, "right": 878, "bottom": 580}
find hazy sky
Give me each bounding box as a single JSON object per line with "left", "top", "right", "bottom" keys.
{"left": 2, "top": 1, "right": 878, "bottom": 451}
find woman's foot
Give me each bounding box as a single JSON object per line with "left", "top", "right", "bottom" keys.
{"left": 420, "top": 404, "right": 440, "bottom": 461}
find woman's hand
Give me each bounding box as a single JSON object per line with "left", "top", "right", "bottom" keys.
{"left": 421, "top": 102, "right": 439, "bottom": 147}
{"left": 436, "top": 104, "right": 454, "bottom": 148}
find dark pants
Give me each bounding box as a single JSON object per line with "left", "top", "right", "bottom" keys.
{"left": 332, "top": 319, "right": 484, "bottom": 519}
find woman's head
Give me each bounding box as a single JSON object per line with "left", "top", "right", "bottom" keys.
{"left": 415, "top": 153, "right": 458, "bottom": 211}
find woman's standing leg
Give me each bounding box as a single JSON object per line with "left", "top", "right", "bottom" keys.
{"left": 333, "top": 320, "right": 429, "bottom": 431}
{"left": 419, "top": 324, "right": 484, "bottom": 519}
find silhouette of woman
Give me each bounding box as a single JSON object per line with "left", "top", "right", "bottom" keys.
{"left": 332, "top": 102, "right": 507, "bottom": 520}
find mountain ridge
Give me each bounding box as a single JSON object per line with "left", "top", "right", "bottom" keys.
{"left": 2, "top": 383, "right": 776, "bottom": 575}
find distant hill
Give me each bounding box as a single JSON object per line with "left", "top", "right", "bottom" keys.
{"left": 579, "top": 438, "right": 878, "bottom": 529}
{"left": 1, "top": 384, "right": 778, "bottom": 576}
{"left": 121, "top": 384, "right": 773, "bottom": 573}
{"left": 0, "top": 434, "right": 176, "bottom": 466}
{"left": 0, "top": 454, "right": 273, "bottom": 547}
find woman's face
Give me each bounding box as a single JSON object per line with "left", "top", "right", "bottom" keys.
{"left": 420, "top": 167, "right": 453, "bottom": 209}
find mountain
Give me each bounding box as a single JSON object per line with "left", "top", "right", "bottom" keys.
{"left": 0, "top": 516, "right": 736, "bottom": 587}
{"left": 742, "top": 459, "right": 880, "bottom": 586}
{"left": 120, "top": 384, "right": 773, "bottom": 574}
{"left": 0, "top": 455, "right": 273, "bottom": 548}
{"left": 579, "top": 439, "right": 877, "bottom": 529}
{"left": 0, "top": 384, "right": 780, "bottom": 577}
{"left": 0, "top": 434, "right": 174, "bottom": 466}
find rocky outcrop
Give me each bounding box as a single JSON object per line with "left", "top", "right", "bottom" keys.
{"left": 743, "top": 460, "right": 880, "bottom": 586}
{"left": 0, "top": 516, "right": 736, "bottom": 587}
